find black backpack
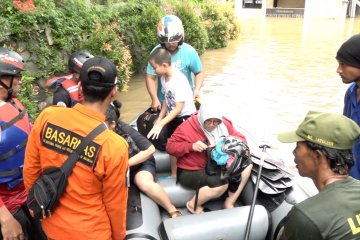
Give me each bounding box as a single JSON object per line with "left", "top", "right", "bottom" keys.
{"left": 206, "top": 136, "right": 251, "bottom": 181}
{"left": 136, "top": 108, "right": 168, "bottom": 151}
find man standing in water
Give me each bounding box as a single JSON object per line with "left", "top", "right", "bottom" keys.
{"left": 336, "top": 34, "right": 360, "bottom": 180}
{"left": 146, "top": 15, "right": 204, "bottom": 111}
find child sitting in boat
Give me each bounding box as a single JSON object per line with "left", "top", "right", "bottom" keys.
{"left": 105, "top": 100, "right": 182, "bottom": 218}
{"left": 166, "top": 101, "right": 253, "bottom": 213}
{"left": 147, "top": 47, "right": 196, "bottom": 178}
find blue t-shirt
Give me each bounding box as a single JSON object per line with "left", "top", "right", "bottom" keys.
{"left": 343, "top": 82, "right": 360, "bottom": 179}
{"left": 146, "top": 42, "right": 202, "bottom": 103}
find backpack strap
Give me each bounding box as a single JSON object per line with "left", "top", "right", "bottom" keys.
{"left": 61, "top": 123, "right": 107, "bottom": 176}
{"left": 0, "top": 109, "right": 27, "bottom": 132}
{"left": 0, "top": 139, "right": 27, "bottom": 161}
{"left": 0, "top": 167, "right": 21, "bottom": 177}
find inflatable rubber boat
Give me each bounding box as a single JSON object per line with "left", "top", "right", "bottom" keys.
{"left": 125, "top": 121, "right": 317, "bottom": 240}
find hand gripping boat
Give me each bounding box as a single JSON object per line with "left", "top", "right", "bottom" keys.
{"left": 125, "top": 120, "right": 317, "bottom": 240}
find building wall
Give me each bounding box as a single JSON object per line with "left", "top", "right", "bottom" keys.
{"left": 237, "top": 0, "right": 349, "bottom": 19}
{"left": 304, "top": 0, "right": 348, "bottom": 19}
{"left": 266, "top": 0, "right": 274, "bottom": 8}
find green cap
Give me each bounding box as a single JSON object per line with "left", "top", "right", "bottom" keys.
{"left": 278, "top": 111, "right": 360, "bottom": 150}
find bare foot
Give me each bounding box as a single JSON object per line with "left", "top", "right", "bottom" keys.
{"left": 168, "top": 210, "right": 182, "bottom": 218}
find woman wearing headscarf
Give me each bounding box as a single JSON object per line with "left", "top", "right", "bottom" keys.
{"left": 166, "top": 101, "right": 253, "bottom": 214}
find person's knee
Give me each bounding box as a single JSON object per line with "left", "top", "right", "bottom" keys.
{"left": 134, "top": 171, "right": 156, "bottom": 193}
{"left": 136, "top": 180, "right": 154, "bottom": 193}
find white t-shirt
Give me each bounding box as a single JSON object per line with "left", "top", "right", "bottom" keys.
{"left": 161, "top": 67, "right": 196, "bottom": 117}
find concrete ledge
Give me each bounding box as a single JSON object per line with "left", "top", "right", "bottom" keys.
{"left": 266, "top": 8, "right": 304, "bottom": 18}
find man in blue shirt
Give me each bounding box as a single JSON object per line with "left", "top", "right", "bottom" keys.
{"left": 336, "top": 33, "right": 360, "bottom": 179}
{"left": 146, "top": 15, "right": 204, "bottom": 110}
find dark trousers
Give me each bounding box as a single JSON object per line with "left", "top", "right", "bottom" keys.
{"left": 150, "top": 115, "right": 191, "bottom": 151}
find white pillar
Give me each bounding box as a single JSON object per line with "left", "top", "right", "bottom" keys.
{"left": 234, "top": 0, "right": 241, "bottom": 18}
{"left": 304, "top": 0, "right": 349, "bottom": 19}
{"left": 350, "top": 0, "right": 360, "bottom": 18}
{"left": 349, "top": 0, "right": 355, "bottom": 18}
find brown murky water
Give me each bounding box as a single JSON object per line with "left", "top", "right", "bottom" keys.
{"left": 118, "top": 17, "right": 360, "bottom": 162}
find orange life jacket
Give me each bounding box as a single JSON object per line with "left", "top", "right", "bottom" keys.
{"left": 46, "top": 74, "right": 82, "bottom": 107}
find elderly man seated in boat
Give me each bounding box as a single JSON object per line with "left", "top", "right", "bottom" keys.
{"left": 277, "top": 111, "right": 360, "bottom": 240}
{"left": 166, "top": 100, "right": 253, "bottom": 213}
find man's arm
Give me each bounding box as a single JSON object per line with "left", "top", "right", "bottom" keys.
{"left": 145, "top": 74, "right": 161, "bottom": 110}
{"left": 193, "top": 70, "right": 204, "bottom": 99}
{"left": 0, "top": 204, "right": 24, "bottom": 240}
{"left": 23, "top": 117, "right": 42, "bottom": 191}
{"left": 187, "top": 44, "right": 204, "bottom": 99}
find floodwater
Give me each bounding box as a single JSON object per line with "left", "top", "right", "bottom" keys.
{"left": 118, "top": 16, "right": 360, "bottom": 164}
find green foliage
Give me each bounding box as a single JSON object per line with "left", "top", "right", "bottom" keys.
{"left": 1, "top": 0, "right": 240, "bottom": 119}
{"left": 117, "top": 0, "right": 163, "bottom": 73}
{"left": 18, "top": 73, "right": 39, "bottom": 122}
{"left": 26, "top": 39, "right": 66, "bottom": 79}
{"left": 0, "top": 17, "right": 10, "bottom": 43}
{"left": 90, "top": 0, "right": 123, "bottom": 4}
{"left": 173, "top": 2, "right": 208, "bottom": 55}
{"left": 222, "top": 2, "right": 240, "bottom": 40}
{"left": 201, "top": 1, "right": 236, "bottom": 49}
{"left": 50, "top": 1, "right": 92, "bottom": 50}
{"left": 81, "top": 21, "right": 132, "bottom": 91}
{"left": 0, "top": 0, "right": 120, "bottom": 118}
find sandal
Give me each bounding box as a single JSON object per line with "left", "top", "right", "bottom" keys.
{"left": 186, "top": 201, "right": 202, "bottom": 214}
{"left": 168, "top": 210, "right": 182, "bottom": 218}
{"left": 186, "top": 201, "right": 211, "bottom": 214}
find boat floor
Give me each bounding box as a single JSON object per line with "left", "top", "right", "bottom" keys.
{"left": 158, "top": 192, "right": 242, "bottom": 219}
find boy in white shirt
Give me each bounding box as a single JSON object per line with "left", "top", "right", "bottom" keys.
{"left": 147, "top": 47, "right": 196, "bottom": 178}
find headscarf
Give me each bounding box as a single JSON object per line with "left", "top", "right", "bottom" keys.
{"left": 197, "top": 101, "right": 229, "bottom": 145}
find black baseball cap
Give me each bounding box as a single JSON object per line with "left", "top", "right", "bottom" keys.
{"left": 80, "top": 56, "right": 117, "bottom": 87}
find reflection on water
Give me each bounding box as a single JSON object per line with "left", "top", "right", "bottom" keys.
{"left": 200, "top": 17, "right": 360, "bottom": 162}
{"left": 118, "top": 17, "right": 360, "bottom": 163}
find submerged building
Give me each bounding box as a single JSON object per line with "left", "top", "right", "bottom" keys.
{"left": 236, "top": 0, "right": 354, "bottom": 19}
